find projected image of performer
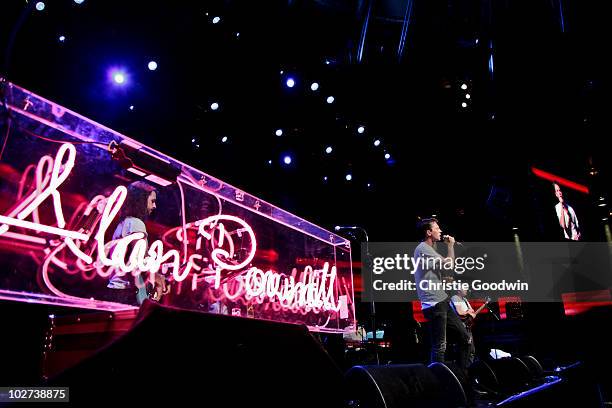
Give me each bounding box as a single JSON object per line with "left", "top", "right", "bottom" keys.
{"left": 413, "top": 218, "right": 472, "bottom": 372}
{"left": 553, "top": 182, "right": 581, "bottom": 241}
{"left": 107, "top": 181, "right": 168, "bottom": 305}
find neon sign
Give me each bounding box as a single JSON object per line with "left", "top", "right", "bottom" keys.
{"left": 0, "top": 143, "right": 342, "bottom": 314}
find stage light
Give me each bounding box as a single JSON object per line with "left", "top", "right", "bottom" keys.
{"left": 212, "top": 16, "right": 221, "bottom": 24}
{"left": 191, "top": 138, "right": 196, "bottom": 143}
{"left": 323, "top": 176, "right": 328, "bottom": 182}
{"left": 148, "top": 61, "right": 158, "bottom": 71}
{"left": 129, "top": 105, "right": 134, "bottom": 111}
{"left": 283, "top": 155, "right": 292, "bottom": 165}
{"left": 325, "top": 146, "right": 333, "bottom": 154}
{"left": 599, "top": 203, "right": 607, "bottom": 207}
{"left": 334, "top": 226, "right": 340, "bottom": 231}
{"left": 465, "top": 93, "right": 471, "bottom": 99}
{"left": 36, "top": 2, "right": 45, "bottom": 11}
{"left": 275, "top": 129, "right": 283, "bottom": 137}
{"left": 221, "top": 136, "right": 228, "bottom": 143}
{"left": 267, "top": 160, "right": 272, "bottom": 165}
{"left": 345, "top": 174, "right": 352, "bottom": 181}
{"left": 236, "top": 32, "right": 240, "bottom": 38}
{"left": 367, "top": 183, "right": 371, "bottom": 188}
{"left": 326, "top": 96, "right": 335, "bottom": 104}
{"left": 374, "top": 139, "right": 381, "bottom": 147}
{"left": 384, "top": 153, "right": 390, "bottom": 160}
{"left": 110, "top": 140, "right": 181, "bottom": 186}
{"left": 461, "top": 83, "right": 468, "bottom": 90}
{"left": 286, "top": 78, "right": 295, "bottom": 88}
{"left": 357, "top": 126, "right": 365, "bottom": 134}
{"left": 461, "top": 102, "right": 468, "bottom": 108}
{"left": 311, "top": 82, "right": 319, "bottom": 91}
{"left": 74, "top": 0, "right": 85, "bottom": 3}
{"left": 108, "top": 68, "right": 128, "bottom": 86}
{"left": 512, "top": 227, "right": 519, "bottom": 231}
{"left": 58, "top": 35, "right": 66, "bottom": 42}
{"left": 210, "top": 102, "right": 219, "bottom": 110}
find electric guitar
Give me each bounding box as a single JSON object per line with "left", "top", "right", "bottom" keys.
{"left": 461, "top": 296, "right": 491, "bottom": 329}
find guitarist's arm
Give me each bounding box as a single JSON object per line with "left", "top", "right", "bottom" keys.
{"left": 450, "top": 295, "right": 472, "bottom": 317}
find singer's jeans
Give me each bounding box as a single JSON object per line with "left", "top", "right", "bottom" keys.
{"left": 423, "top": 299, "right": 472, "bottom": 371}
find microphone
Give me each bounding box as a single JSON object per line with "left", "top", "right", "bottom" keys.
{"left": 442, "top": 235, "right": 464, "bottom": 246}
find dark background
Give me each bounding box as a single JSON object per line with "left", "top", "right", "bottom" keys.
{"left": 1, "top": 0, "right": 609, "bottom": 244}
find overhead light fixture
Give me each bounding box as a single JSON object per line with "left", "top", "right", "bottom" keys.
{"left": 110, "top": 140, "right": 181, "bottom": 187}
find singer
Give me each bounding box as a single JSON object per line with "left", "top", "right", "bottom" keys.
{"left": 413, "top": 217, "right": 472, "bottom": 373}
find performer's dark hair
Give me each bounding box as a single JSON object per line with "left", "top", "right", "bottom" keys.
{"left": 121, "top": 181, "right": 156, "bottom": 220}
{"left": 417, "top": 217, "right": 438, "bottom": 239}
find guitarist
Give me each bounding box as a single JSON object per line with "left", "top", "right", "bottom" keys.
{"left": 451, "top": 289, "right": 476, "bottom": 365}
{"left": 451, "top": 289, "right": 490, "bottom": 365}
{"left": 107, "top": 181, "right": 168, "bottom": 305}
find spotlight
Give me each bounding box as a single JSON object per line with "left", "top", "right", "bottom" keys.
{"left": 384, "top": 153, "right": 391, "bottom": 160}
{"left": 334, "top": 225, "right": 340, "bottom": 231}
{"left": 108, "top": 68, "right": 129, "bottom": 87}
{"left": 345, "top": 174, "right": 352, "bottom": 181}
{"left": 512, "top": 227, "right": 519, "bottom": 231}
{"left": 35, "top": 2, "right": 45, "bottom": 11}
{"left": 461, "top": 83, "right": 468, "bottom": 90}
{"left": 286, "top": 78, "right": 295, "bottom": 88}
{"left": 267, "top": 160, "right": 272, "bottom": 165}
{"left": 74, "top": 0, "right": 85, "bottom": 3}
{"left": 374, "top": 139, "right": 381, "bottom": 147}
{"left": 323, "top": 176, "right": 328, "bottom": 182}
{"left": 191, "top": 138, "right": 196, "bottom": 143}
{"left": 129, "top": 105, "right": 134, "bottom": 111}
{"left": 310, "top": 82, "right": 319, "bottom": 91}
{"left": 367, "top": 183, "right": 371, "bottom": 188}
{"left": 326, "top": 96, "right": 335, "bottom": 104}
{"left": 461, "top": 102, "right": 468, "bottom": 108}
{"left": 283, "top": 155, "right": 292, "bottom": 165}
{"left": 598, "top": 203, "right": 607, "bottom": 207}
{"left": 148, "top": 61, "right": 158, "bottom": 71}
{"left": 357, "top": 126, "right": 365, "bottom": 134}
{"left": 210, "top": 102, "right": 219, "bottom": 110}
{"left": 212, "top": 16, "right": 221, "bottom": 24}
{"left": 221, "top": 136, "right": 228, "bottom": 143}
{"left": 275, "top": 129, "right": 283, "bottom": 137}
{"left": 465, "top": 93, "right": 471, "bottom": 99}
{"left": 58, "top": 35, "right": 66, "bottom": 42}
{"left": 325, "top": 146, "right": 333, "bottom": 154}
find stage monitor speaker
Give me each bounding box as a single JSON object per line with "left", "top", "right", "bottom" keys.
{"left": 470, "top": 357, "right": 532, "bottom": 395}
{"left": 345, "top": 362, "right": 467, "bottom": 408}
{"left": 48, "top": 300, "right": 344, "bottom": 407}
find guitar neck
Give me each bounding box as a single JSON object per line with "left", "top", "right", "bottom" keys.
{"left": 474, "top": 301, "right": 489, "bottom": 315}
